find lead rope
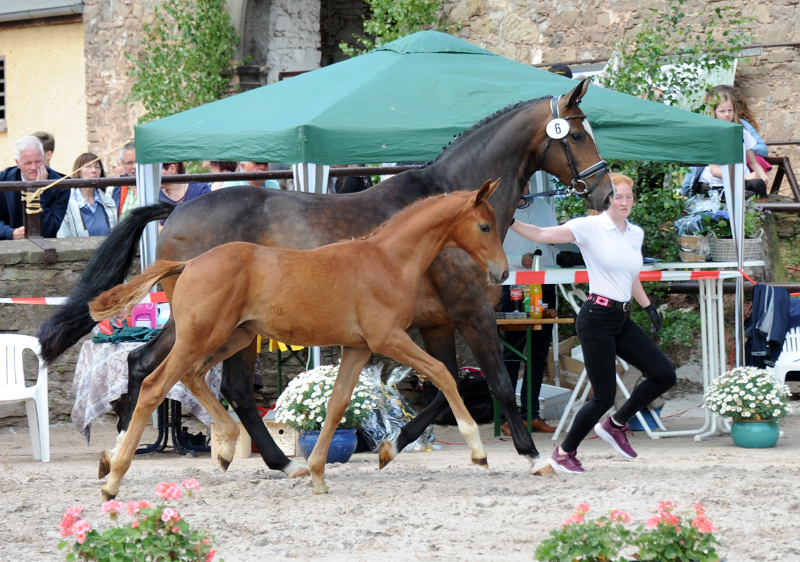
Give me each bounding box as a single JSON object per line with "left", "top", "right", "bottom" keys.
{"left": 20, "top": 139, "right": 133, "bottom": 214}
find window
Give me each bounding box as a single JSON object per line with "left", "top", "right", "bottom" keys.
{"left": 0, "top": 57, "right": 5, "bottom": 132}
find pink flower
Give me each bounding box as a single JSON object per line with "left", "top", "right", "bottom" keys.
{"left": 206, "top": 548, "right": 217, "bottom": 562}
{"left": 155, "top": 482, "right": 183, "bottom": 501}
{"left": 646, "top": 516, "right": 661, "bottom": 528}
{"left": 575, "top": 503, "right": 590, "bottom": 515}
{"left": 127, "top": 500, "right": 152, "bottom": 515}
{"left": 609, "top": 510, "right": 631, "bottom": 523}
{"left": 59, "top": 505, "right": 84, "bottom": 536}
{"left": 131, "top": 520, "right": 139, "bottom": 529}
{"left": 658, "top": 500, "right": 677, "bottom": 513}
{"left": 181, "top": 478, "right": 201, "bottom": 492}
{"left": 596, "top": 520, "right": 605, "bottom": 527}
{"left": 73, "top": 520, "right": 91, "bottom": 544}
{"left": 694, "top": 502, "right": 707, "bottom": 516}
{"left": 102, "top": 500, "right": 124, "bottom": 517}
{"left": 692, "top": 515, "right": 716, "bottom": 534}
{"left": 161, "top": 507, "right": 181, "bottom": 523}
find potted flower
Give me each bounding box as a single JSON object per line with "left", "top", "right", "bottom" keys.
{"left": 704, "top": 366, "right": 792, "bottom": 448}
{"left": 634, "top": 501, "right": 721, "bottom": 562}
{"left": 58, "top": 479, "right": 219, "bottom": 561}
{"left": 700, "top": 203, "right": 765, "bottom": 262}
{"left": 534, "top": 503, "right": 632, "bottom": 562}
{"left": 274, "top": 364, "right": 377, "bottom": 463}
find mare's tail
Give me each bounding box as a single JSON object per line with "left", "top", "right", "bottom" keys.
{"left": 89, "top": 260, "right": 187, "bottom": 321}
{"left": 37, "top": 203, "right": 176, "bottom": 364}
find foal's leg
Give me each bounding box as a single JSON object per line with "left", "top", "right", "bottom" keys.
{"left": 98, "top": 323, "right": 177, "bottom": 479}
{"left": 379, "top": 324, "right": 458, "bottom": 468}
{"left": 221, "top": 342, "right": 310, "bottom": 478}
{"left": 308, "top": 346, "right": 372, "bottom": 495}
{"left": 373, "top": 332, "right": 487, "bottom": 466}
{"left": 102, "top": 349, "right": 197, "bottom": 500}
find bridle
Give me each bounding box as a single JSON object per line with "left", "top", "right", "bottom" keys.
{"left": 534, "top": 95, "right": 609, "bottom": 199}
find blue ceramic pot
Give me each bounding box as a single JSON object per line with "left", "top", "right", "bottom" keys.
{"left": 730, "top": 420, "right": 779, "bottom": 449}
{"left": 298, "top": 428, "right": 358, "bottom": 463}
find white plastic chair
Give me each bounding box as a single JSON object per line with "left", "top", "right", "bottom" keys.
{"left": 771, "top": 326, "right": 800, "bottom": 385}
{"left": 0, "top": 335, "right": 49, "bottom": 462}
{"left": 552, "top": 285, "right": 665, "bottom": 440}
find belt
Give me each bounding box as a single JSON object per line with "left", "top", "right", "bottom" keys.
{"left": 588, "top": 293, "right": 631, "bottom": 312}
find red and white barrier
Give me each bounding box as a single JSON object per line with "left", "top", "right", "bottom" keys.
{"left": 504, "top": 269, "right": 741, "bottom": 285}
{"left": 0, "top": 291, "right": 169, "bottom": 305}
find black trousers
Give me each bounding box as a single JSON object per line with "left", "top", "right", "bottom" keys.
{"left": 561, "top": 300, "right": 676, "bottom": 453}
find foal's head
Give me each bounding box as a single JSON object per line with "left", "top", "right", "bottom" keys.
{"left": 452, "top": 179, "right": 509, "bottom": 285}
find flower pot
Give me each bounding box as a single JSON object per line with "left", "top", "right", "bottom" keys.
{"left": 730, "top": 420, "right": 779, "bottom": 449}
{"left": 298, "top": 428, "right": 358, "bottom": 463}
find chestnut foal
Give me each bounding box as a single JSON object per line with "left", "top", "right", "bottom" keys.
{"left": 90, "top": 180, "right": 508, "bottom": 497}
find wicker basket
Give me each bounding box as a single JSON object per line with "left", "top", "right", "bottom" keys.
{"left": 708, "top": 230, "right": 763, "bottom": 262}
{"left": 677, "top": 235, "right": 710, "bottom": 263}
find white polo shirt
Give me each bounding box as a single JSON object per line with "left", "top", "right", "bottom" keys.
{"left": 566, "top": 213, "right": 644, "bottom": 302}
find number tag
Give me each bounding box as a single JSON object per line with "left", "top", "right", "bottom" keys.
{"left": 546, "top": 118, "right": 569, "bottom": 139}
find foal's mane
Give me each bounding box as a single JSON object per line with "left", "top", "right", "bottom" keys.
{"left": 359, "top": 192, "right": 460, "bottom": 240}
{"left": 424, "top": 96, "right": 553, "bottom": 167}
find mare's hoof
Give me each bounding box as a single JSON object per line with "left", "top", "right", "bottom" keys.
{"left": 98, "top": 450, "right": 111, "bottom": 480}
{"left": 287, "top": 464, "right": 311, "bottom": 479}
{"left": 378, "top": 440, "right": 396, "bottom": 470}
{"left": 101, "top": 487, "right": 116, "bottom": 501}
{"left": 312, "top": 483, "right": 329, "bottom": 495}
{"left": 531, "top": 458, "right": 555, "bottom": 476}
{"left": 472, "top": 457, "right": 489, "bottom": 468}
{"left": 217, "top": 455, "right": 232, "bottom": 472}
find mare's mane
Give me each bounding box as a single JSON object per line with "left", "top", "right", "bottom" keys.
{"left": 424, "top": 96, "right": 553, "bottom": 167}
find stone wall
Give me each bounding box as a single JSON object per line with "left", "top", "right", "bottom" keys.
{"left": 441, "top": 0, "right": 800, "bottom": 172}
{"left": 0, "top": 237, "right": 139, "bottom": 428}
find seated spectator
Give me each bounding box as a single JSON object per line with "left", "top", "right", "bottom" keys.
{"left": 240, "top": 161, "right": 280, "bottom": 189}
{"left": 330, "top": 164, "right": 373, "bottom": 194}
{"left": 0, "top": 136, "right": 69, "bottom": 239}
{"left": 57, "top": 153, "right": 117, "bottom": 238}
{"left": 159, "top": 162, "right": 210, "bottom": 230}
{"left": 715, "top": 85, "right": 768, "bottom": 157}
{"left": 112, "top": 141, "right": 138, "bottom": 221}
{"left": 201, "top": 160, "right": 248, "bottom": 190}
{"left": 684, "top": 88, "right": 769, "bottom": 199}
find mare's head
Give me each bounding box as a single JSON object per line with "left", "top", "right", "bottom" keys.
{"left": 451, "top": 179, "right": 509, "bottom": 285}
{"left": 531, "top": 79, "right": 614, "bottom": 211}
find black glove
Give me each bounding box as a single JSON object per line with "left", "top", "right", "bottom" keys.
{"left": 645, "top": 304, "right": 662, "bottom": 334}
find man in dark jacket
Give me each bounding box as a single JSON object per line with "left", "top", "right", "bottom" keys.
{"left": 0, "top": 135, "right": 68, "bottom": 239}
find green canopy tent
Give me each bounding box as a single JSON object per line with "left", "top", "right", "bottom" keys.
{"left": 133, "top": 30, "right": 749, "bottom": 367}
{"left": 135, "top": 31, "right": 743, "bottom": 166}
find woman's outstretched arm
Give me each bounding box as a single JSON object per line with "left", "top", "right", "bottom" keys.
{"left": 509, "top": 221, "right": 576, "bottom": 245}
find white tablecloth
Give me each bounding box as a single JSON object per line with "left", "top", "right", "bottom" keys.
{"left": 71, "top": 340, "right": 222, "bottom": 443}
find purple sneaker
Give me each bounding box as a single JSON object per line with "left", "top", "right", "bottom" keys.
{"left": 594, "top": 417, "right": 637, "bottom": 459}
{"left": 548, "top": 445, "right": 585, "bottom": 474}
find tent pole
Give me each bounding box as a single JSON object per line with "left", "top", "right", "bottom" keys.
{"left": 137, "top": 163, "right": 162, "bottom": 271}
{"left": 722, "top": 161, "right": 746, "bottom": 368}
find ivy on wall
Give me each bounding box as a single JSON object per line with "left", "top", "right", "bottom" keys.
{"left": 125, "top": 0, "right": 239, "bottom": 123}
{"left": 339, "top": 0, "right": 441, "bottom": 56}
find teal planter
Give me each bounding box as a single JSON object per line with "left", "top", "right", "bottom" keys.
{"left": 730, "top": 420, "right": 780, "bottom": 449}
{"left": 298, "top": 428, "right": 358, "bottom": 463}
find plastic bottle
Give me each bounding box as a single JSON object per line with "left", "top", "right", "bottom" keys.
{"left": 522, "top": 285, "right": 531, "bottom": 313}
{"left": 530, "top": 284, "right": 543, "bottom": 319}
{"left": 510, "top": 286, "right": 523, "bottom": 313}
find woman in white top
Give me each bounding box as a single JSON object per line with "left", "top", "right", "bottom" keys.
{"left": 695, "top": 89, "right": 769, "bottom": 198}
{"left": 509, "top": 173, "right": 676, "bottom": 474}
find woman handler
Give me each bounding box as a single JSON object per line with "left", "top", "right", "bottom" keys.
{"left": 509, "top": 173, "right": 676, "bottom": 473}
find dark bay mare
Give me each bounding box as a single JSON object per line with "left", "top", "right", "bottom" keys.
{"left": 38, "top": 80, "right": 613, "bottom": 479}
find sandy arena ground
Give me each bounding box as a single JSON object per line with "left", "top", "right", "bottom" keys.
{"left": 1, "top": 395, "right": 799, "bottom": 562}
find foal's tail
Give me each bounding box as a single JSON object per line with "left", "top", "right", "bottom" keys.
{"left": 89, "top": 260, "right": 187, "bottom": 322}
{"left": 37, "top": 202, "right": 176, "bottom": 364}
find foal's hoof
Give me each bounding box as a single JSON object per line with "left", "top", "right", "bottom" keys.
{"left": 217, "top": 455, "right": 232, "bottom": 472}
{"left": 98, "top": 450, "right": 111, "bottom": 480}
{"left": 378, "top": 440, "right": 397, "bottom": 470}
{"left": 472, "top": 456, "right": 489, "bottom": 468}
{"left": 531, "top": 458, "right": 555, "bottom": 476}
{"left": 312, "top": 482, "right": 329, "bottom": 495}
{"left": 101, "top": 486, "right": 116, "bottom": 501}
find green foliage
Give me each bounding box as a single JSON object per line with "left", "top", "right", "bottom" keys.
{"left": 535, "top": 501, "right": 720, "bottom": 562}
{"left": 599, "top": 0, "right": 751, "bottom": 109}
{"left": 696, "top": 203, "right": 764, "bottom": 239}
{"left": 534, "top": 503, "right": 633, "bottom": 562}
{"left": 634, "top": 501, "right": 720, "bottom": 562}
{"left": 339, "top": 0, "right": 441, "bottom": 56}
{"left": 125, "top": 0, "right": 238, "bottom": 123}
{"left": 58, "top": 480, "right": 220, "bottom": 561}
{"left": 632, "top": 305, "right": 701, "bottom": 350}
